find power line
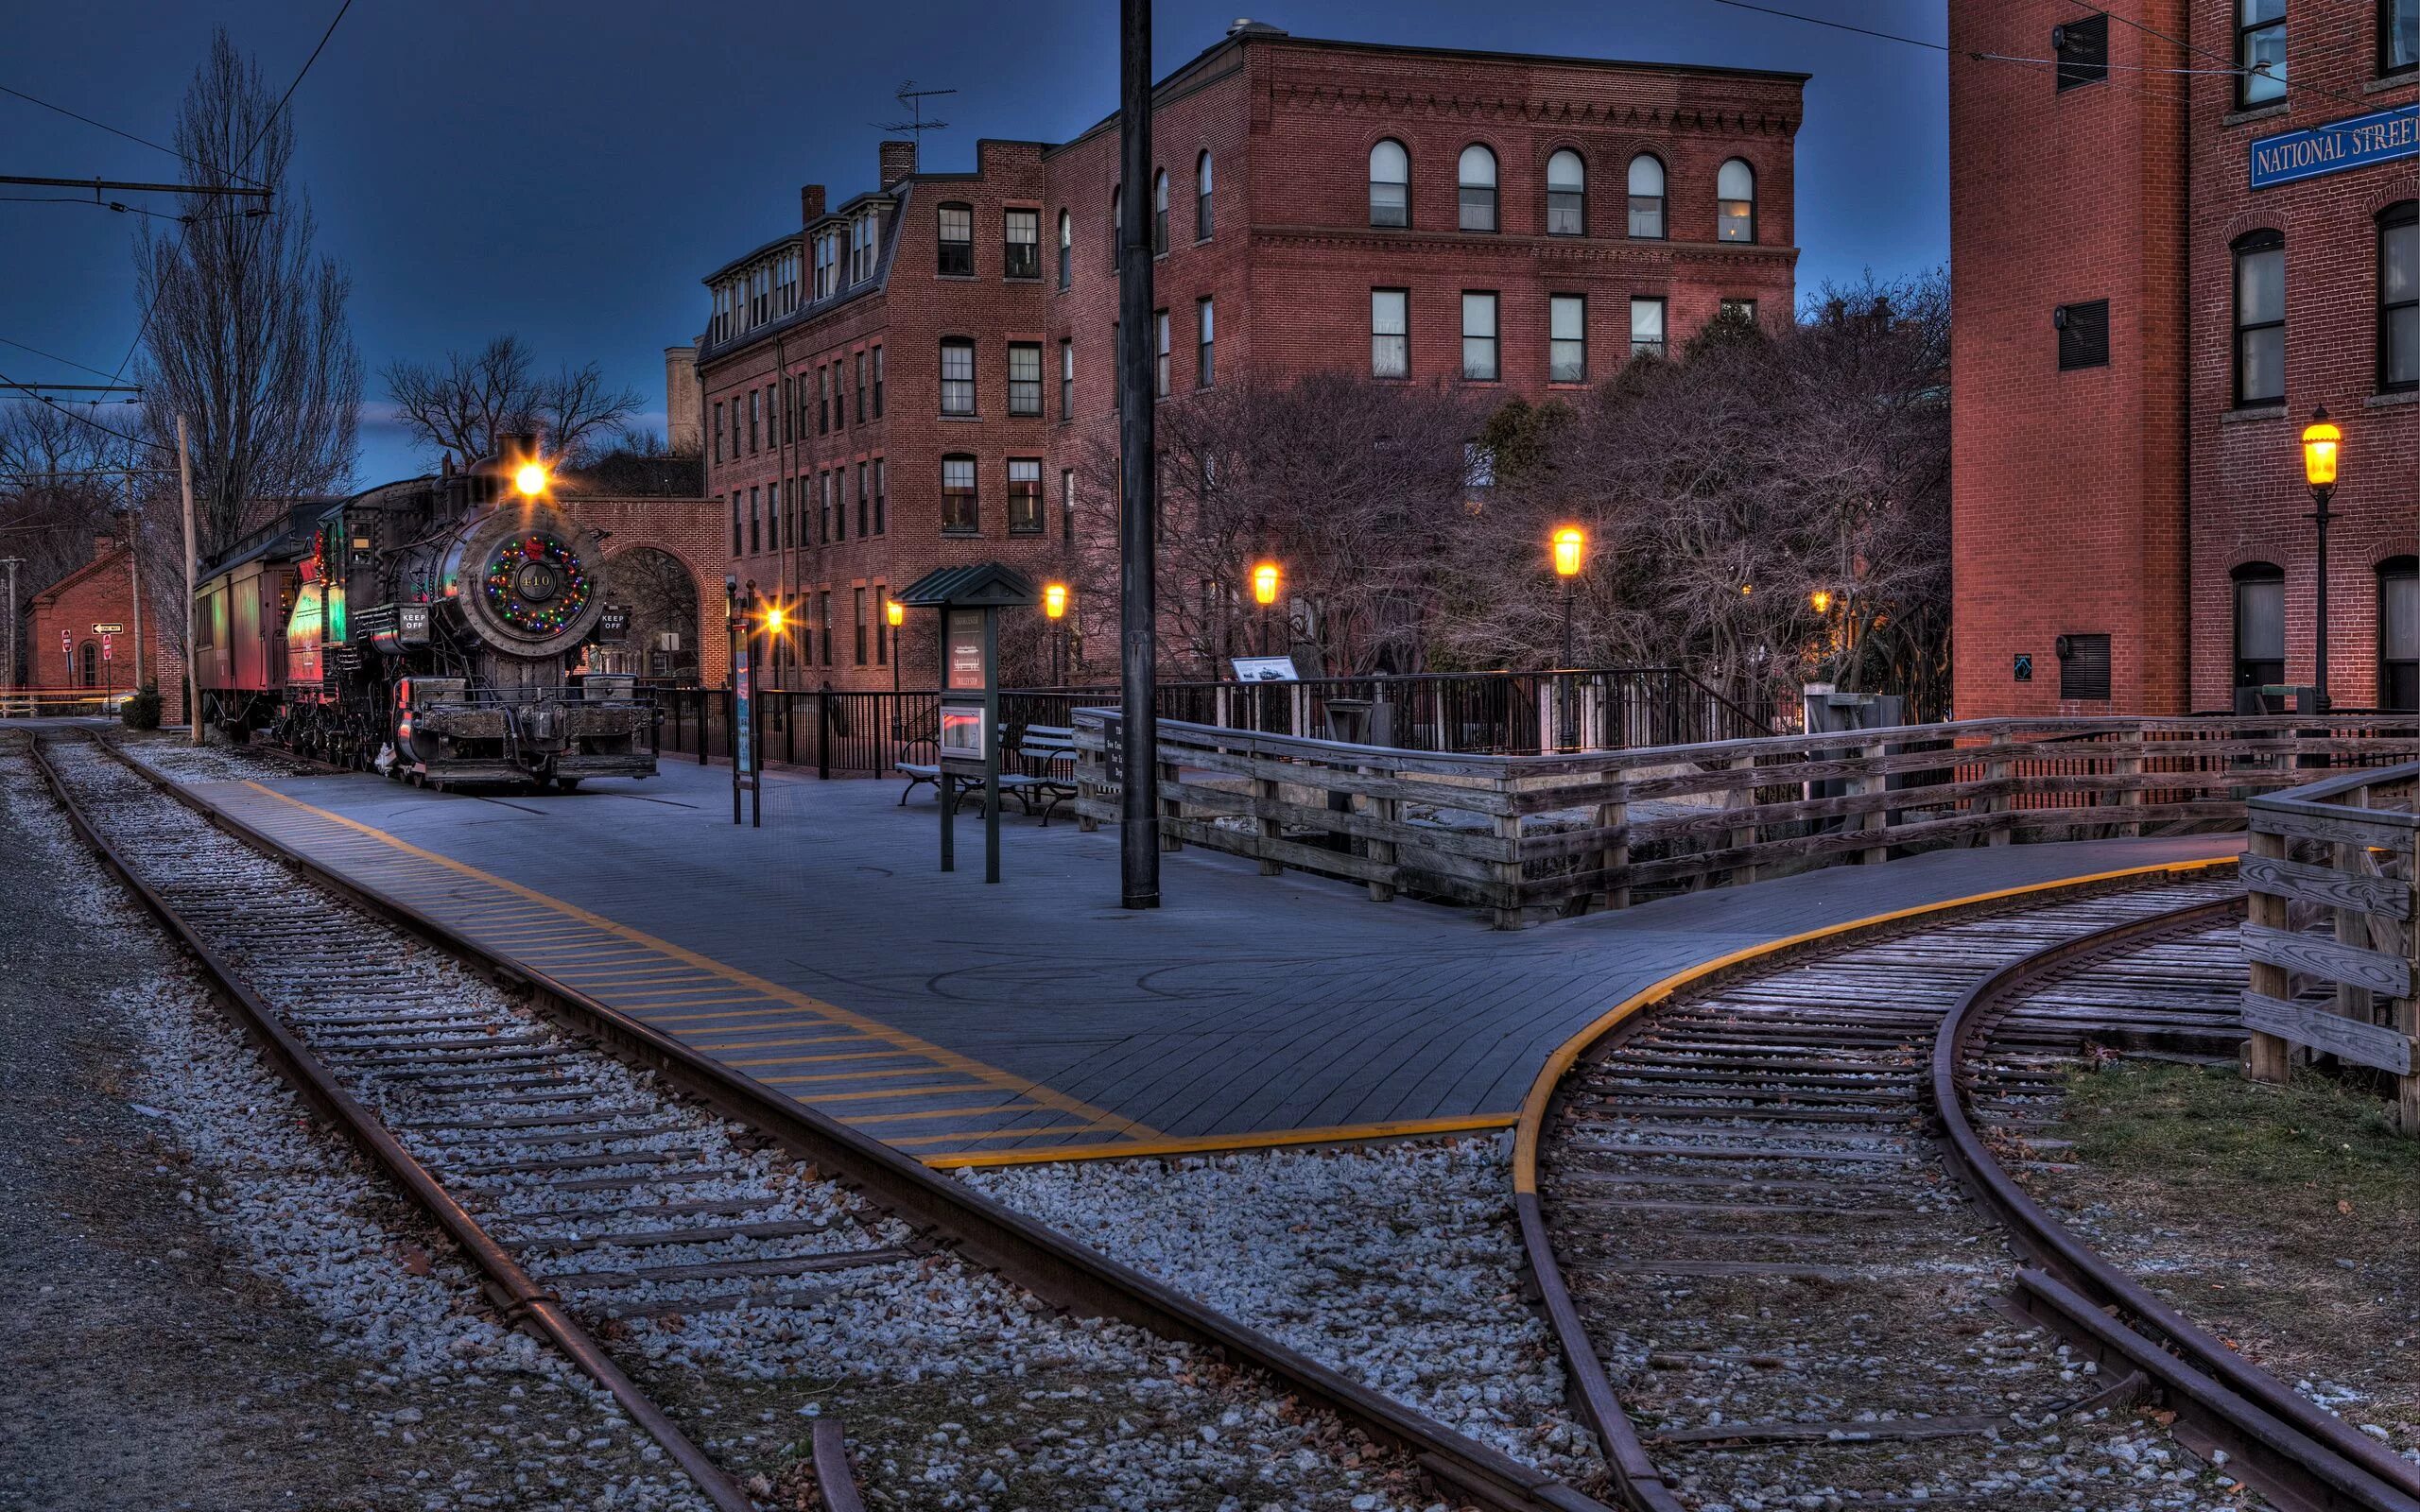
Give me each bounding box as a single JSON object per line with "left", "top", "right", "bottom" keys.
{"left": 1703, "top": 0, "right": 2249, "bottom": 77}
{"left": 0, "top": 335, "right": 123, "bottom": 381}
{"left": 0, "top": 194, "right": 269, "bottom": 224}
{"left": 0, "top": 365, "right": 168, "bottom": 455}
{"left": 0, "top": 80, "right": 267, "bottom": 188}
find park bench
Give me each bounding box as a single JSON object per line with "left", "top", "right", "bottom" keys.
{"left": 893, "top": 708, "right": 942, "bottom": 805}
{"left": 895, "top": 720, "right": 1080, "bottom": 825}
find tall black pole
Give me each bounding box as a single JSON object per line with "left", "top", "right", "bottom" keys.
{"left": 2311, "top": 484, "right": 2335, "bottom": 712}
{"left": 1117, "top": 0, "right": 1160, "bottom": 910}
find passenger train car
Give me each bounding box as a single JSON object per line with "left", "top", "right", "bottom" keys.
{"left": 191, "top": 438, "right": 655, "bottom": 790}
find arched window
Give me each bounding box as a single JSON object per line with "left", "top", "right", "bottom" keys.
{"left": 937, "top": 202, "right": 974, "bottom": 276}
{"left": 2233, "top": 229, "right": 2286, "bottom": 406}
{"left": 1627, "top": 155, "right": 1667, "bottom": 239}
{"left": 1546, "top": 149, "right": 1585, "bottom": 236}
{"left": 79, "top": 642, "right": 96, "bottom": 688}
{"left": 1058, "top": 209, "right": 1072, "bottom": 290}
{"left": 1369, "top": 139, "right": 1409, "bottom": 227}
{"left": 1196, "top": 151, "right": 1214, "bottom": 241}
{"left": 1717, "top": 159, "right": 1755, "bottom": 243}
{"left": 1152, "top": 170, "right": 1169, "bottom": 256}
{"left": 2381, "top": 556, "right": 2420, "bottom": 710}
{"left": 2234, "top": 562, "right": 2287, "bottom": 694}
{"left": 2381, "top": 200, "right": 2417, "bottom": 392}
{"left": 1458, "top": 145, "right": 1497, "bottom": 232}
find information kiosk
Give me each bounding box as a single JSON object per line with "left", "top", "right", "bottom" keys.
{"left": 894, "top": 562, "right": 1039, "bottom": 883}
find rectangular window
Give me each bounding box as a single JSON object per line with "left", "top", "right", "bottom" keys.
{"left": 2383, "top": 205, "right": 2418, "bottom": 391}
{"left": 1003, "top": 208, "right": 1040, "bottom": 279}
{"left": 819, "top": 472, "right": 832, "bottom": 543}
{"left": 856, "top": 461, "right": 869, "bottom": 537}
{"left": 780, "top": 378, "right": 792, "bottom": 444}
{"left": 1549, "top": 294, "right": 1586, "bottom": 384}
{"left": 1062, "top": 468, "right": 1076, "bottom": 545}
{"left": 872, "top": 345, "right": 884, "bottom": 417}
{"left": 1008, "top": 458, "right": 1044, "bottom": 534}
{"left": 874, "top": 585, "right": 889, "bottom": 665}
{"left": 1060, "top": 338, "right": 1074, "bottom": 418}
{"left": 831, "top": 468, "right": 845, "bottom": 541}
{"left": 854, "top": 587, "right": 868, "bottom": 664}
{"left": 786, "top": 476, "right": 799, "bottom": 547}
{"left": 749, "top": 486, "right": 761, "bottom": 554}
{"left": 818, "top": 590, "right": 833, "bottom": 666}
{"left": 749, "top": 389, "right": 761, "bottom": 453}
{"left": 2058, "top": 633, "right": 2112, "bottom": 701}
{"left": 1154, "top": 310, "right": 1170, "bottom": 398}
{"left": 713, "top": 402, "right": 723, "bottom": 463}
{"left": 941, "top": 339, "right": 977, "bottom": 416}
{"left": 1196, "top": 298, "right": 1214, "bottom": 387}
{"left": 2239, "top": 0, "right": 2286, "bottom": 107}
{"left": 1008, "top": 342, "right": 1044, "bottom": 416}
{"left": 1372, "top": 289, "right": 1409, "bottom": 378}
{"left": 818, "top": 369, "right": 829, "bottom": 434}
{"left": 1721, "top": 298, "right": 1758, "bottom": 326}
{"left": 2236, "top": 573, "right": 2286, "bottom": 690}
{"left": 2235, "top": 233, "right": 2285, "bottom": 406}
{"left": 942, "top": 455, "right": 978, "bottom": 533}
{"left": 2055, "top": 12, "right": 2109, "bottom": 89}
{"left": 730, "top": 491, "right": 742, "bottom": 555}
{"left": 2388, "top": 0, "right": 2420, "bottom": 76}
{"left": 873, "top": 458, "right": 886, "bottom": 535}
{"left": 938, "top": 203, "right": 975, "bottom": 276}
{"left": 2056, "top": 300, "right": 2110, "bottom": 370}
{"left": 767, "top": 480, "right": 781, "bottom": 551}
{"left": 1461, "top": 292, "right": 1499, "bottom": 382}
{"left": 855, "top": 352, "right": 866, "bottom": 422}
{"left": 1631, "top": 297, "right": 1667, "bottom": 360}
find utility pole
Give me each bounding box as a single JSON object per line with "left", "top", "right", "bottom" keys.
{"left": 124, "top": 507, "right": 144, "bottom": 691}
{"left": 0, "top": 557, "right": 19, "bottom": 691}
{"left": 178, "top": 413, "right": 199, "bottom": 745}
{"left": 1116, "top": 0, "right": 1160, "bottom": 911}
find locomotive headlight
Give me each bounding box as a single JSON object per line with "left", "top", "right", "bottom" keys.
{"left": 514, "top": 462, "right": 549, "bottom": 498}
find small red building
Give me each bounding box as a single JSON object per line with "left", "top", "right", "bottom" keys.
{"left": 695, "top": 21, "right": 1806, "bottom": 689}
{"left": 1950, "top": 1, "right": 2418, "bottom": 716}
{"left": 23, "top": 533, "right": 185, "bottom": 715}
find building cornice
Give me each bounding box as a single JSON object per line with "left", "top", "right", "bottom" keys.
{"left": 1268, "top": 81, "right": 1800, "bottom": 138}
{"left": 1250, "top": 224, "right": 1799, "bottom": 267}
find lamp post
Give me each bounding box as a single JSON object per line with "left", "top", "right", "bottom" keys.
{"left": 1044, "top": 581, "right": 1069, "bottom": 687}
{"left": 1251, "top": 559, "right": 1281, "bottom": 657}
{"left": 885, "top": 597, "right": 905, "bottom": 696}
{"left": 1551, "top": 526, "right": 1585, "bottom": 751}
{"left": 2301, "top": 406, "right": 2342, "bottom": 712}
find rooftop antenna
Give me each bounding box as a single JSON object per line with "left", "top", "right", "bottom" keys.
{"left": 873, "top": 80, "right": 956, "bottom": 146}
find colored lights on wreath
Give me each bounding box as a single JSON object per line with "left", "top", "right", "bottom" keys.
{"left": 483, "top": 533, "right": 591, "bottom": 635}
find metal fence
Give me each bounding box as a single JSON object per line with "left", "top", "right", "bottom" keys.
{"left": 646, "top": 666, "right": 1772, "bottom": 778}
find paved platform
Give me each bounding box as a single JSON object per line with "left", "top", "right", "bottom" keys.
{"left": 181, "top": 756, "right": 2242, "bottom": 1166}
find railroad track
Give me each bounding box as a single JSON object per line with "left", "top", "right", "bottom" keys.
{"left": 1525, "top": 877, "right": 2420, "bottom": 1512}
{"left": 33, "top": 730, "right": 1610, "bottom": 1512}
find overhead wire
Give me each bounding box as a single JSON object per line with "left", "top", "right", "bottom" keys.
{"left": 0, "top": 81, "right": 268, "bottom": 188}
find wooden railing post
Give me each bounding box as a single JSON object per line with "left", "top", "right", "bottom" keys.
{"left": 1160, "top": 758, "right": 1184, "bottom": 852}
{"left": 1363, "top": 762, "right": 1396, "bottom": 902}
{"left": 1726, "top": 753, "right": 1757, "bottom": 886}
{"left": 1985, "top": 754, "right": 2012, "bottom": 846}
{"left": 2115, "top": 749, "right": 2142, "bottom": 838}
{"left": 1253, "top": 766, "right": 1282, "bottom": 875}
{"left": 2399, "top": 827, "right": 2420, "bottom": 1133}
{"left": 2245, "top": 826, "right": 2294, "bottom": 1085}
{"left": 1855, "top": 739, "right": 1888, "bottom": 866}
{"left": 1596, "top": 778, "right": 1629, "bottom": 912}
{"left": 1491, "top": 811, "right": 1523, "bottom": 930}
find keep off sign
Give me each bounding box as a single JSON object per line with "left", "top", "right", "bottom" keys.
{"left": 101, "top": 633, "right": 113, "bottom": 662}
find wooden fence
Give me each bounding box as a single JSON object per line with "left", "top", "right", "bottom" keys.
{"left": 2243, "top": 762, "right": 2420, "bottom": 1133}
{"left": 1073, "top": 712, "right": 2420, "bottom": 929}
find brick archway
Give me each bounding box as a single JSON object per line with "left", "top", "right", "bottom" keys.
{"left": 564, "top": 497, "right": 727, "bottom": 686}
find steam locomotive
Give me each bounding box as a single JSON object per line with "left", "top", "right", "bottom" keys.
{"left": 190, "top": 437, "right": 656, "bottom": 790}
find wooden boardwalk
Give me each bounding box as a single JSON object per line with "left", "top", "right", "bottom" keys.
{"left": 184, "top": 758, "right": 2240, "bottom": 1166}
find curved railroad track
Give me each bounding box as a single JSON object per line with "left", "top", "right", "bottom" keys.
{"left": 1522, "top": 875, "right": 2420, "bottom": 1512}
{"left": 30, "top": 729, "right": 1611, "bottom": 1512}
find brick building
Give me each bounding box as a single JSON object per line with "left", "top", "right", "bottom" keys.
{"left": 1950, "top": 1, "right": 2418, "bottom": 716}
{"left": 23, "top": 531, "right": 185, "bottom": 714}
{"left": 694, "top": 21, "right": 1805, "bottom": 690}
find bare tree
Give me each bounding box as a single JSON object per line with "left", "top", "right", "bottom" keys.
{"left": 134, "top": 27, "right": 360, "bottom": 565}
{"left": 382, "top": 335, "right": 642, "bottom": 467}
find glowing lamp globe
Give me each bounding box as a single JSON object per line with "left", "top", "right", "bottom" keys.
{"left": 885, "top": 599, "right": 905, "bottom": 628}
{"left": 2302, "top": 406, "right": 2341, "bottom": 490}
{"left": 1044, "top": 582, "right": 1069, "bottom": 620}
{"left": 1551, "top": 527, "right": 1585, "bottom": 578}
{"left": 1252, "top": 560, "right": 1281, "bottom": 607}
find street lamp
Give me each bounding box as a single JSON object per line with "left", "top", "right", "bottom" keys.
{"left": 1809, "top": 588, "right": 1832, "bottom": 615}
{"left": 1251, "top": 559, "right": 1281, "bottom": 656}
{"left": 2302, "top": 405, "right": 2342, "bottom": 710}
{"left": 1043, "top": 581, "right": 1070, "bottom": 687}
{"left": 1551, "top": 527, "right": 1585, "bottom": 668}
{"left": 885, "top": 597, "right": 905, "bottom": 696}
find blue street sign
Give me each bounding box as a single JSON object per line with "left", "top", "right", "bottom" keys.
{"left": 2250, "top": 104, "right": 2419, "bottom": 191}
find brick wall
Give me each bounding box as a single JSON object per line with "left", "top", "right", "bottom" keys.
{"left": 565, "top": 496, "right": 727, "bottom": 686}
{"left": 25, "top": 538, "right": 187, "bottom": 718}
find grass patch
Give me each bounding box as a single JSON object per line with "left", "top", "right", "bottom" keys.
{"left": 2060, "top": 1060, "right": 2419, "bottom": 1218}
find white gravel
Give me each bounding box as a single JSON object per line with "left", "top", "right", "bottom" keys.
{"left": 963, "top": 1136, "right": 1601, "bottom": 1486}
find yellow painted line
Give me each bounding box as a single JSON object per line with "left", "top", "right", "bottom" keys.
{"left": 841, "top": 1103, "right": 1030, "bottom": 1125}
{"left": 648, "top": 1005, "right": 831, "bottom": 1026}
{"left": 888, "top": 1125, "right": 1116, "bottom": 1148}
{"left": 1507, "top": 854, "right": 2238, "bottom": 1195}
{"left": 685, "top": 1033, "right": 870, "bottom": 1054}
{"left": 921, "top": 1112, "right": 1518, "bottom": 1169}
{"left": 763, "top": 1063, "right": 964, "bottom": 1087}
{"left": 234, "top": 782, "right": 1160, "bottom": 1142}
{"left": 790, "top": 1082, "right": 994, "bottom": 1105}
{"left": 763, "top": 1052, "right": 927, "bottom": 1074}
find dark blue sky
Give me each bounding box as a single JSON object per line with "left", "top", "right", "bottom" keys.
{"left": 6, "top": 1, "right": 1947, "bottom": 486}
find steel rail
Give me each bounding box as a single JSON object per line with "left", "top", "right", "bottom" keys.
{"left": 85, "top": 733, "right": 1613, "bottom": 1512}
{"left": 24, "top": 732, "right": 764, "bottom": 1512}
{"left": 1930, "top": 897, "right": 2420, "bottom": 1512}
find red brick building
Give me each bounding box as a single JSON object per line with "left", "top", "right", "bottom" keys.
{"left": 695, "top": 22, "right": 1805, "bottom": 690}
{"left": 1950, "top": 2, "right": 2418, "bottom": 716}
{"left": 23, "top": 532, "right": 185, "bottom": 713}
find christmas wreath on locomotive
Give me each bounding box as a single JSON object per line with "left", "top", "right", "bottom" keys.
{"left": 190, "top": 437, "right": 656, "bottom": 790}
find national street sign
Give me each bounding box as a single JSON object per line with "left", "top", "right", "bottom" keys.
{"left": 2250, "top": 104, "right": 2419, "bottom": 190}
{"left": 91, "top": 621, "right": 123, "bottom": 634}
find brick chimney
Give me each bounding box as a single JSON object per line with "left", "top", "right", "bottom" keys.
{"left": 878, "top": 140, "right": 917, "bottom": 188}
{"left": 801, "top": 184, "right": 825, "bottom": 224}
